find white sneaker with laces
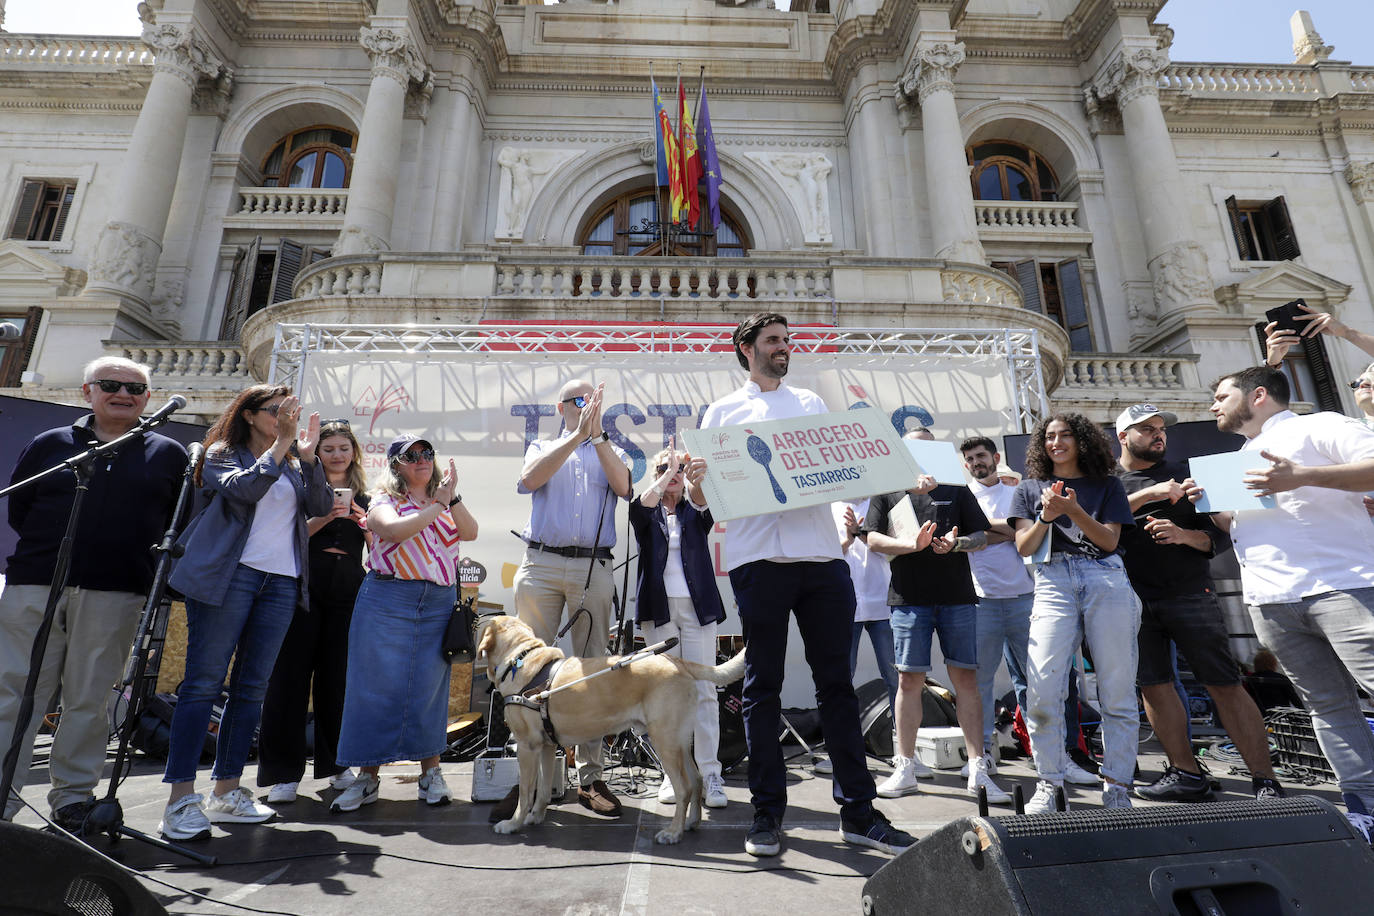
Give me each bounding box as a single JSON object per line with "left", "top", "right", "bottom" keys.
{"left": 1025, "top": 779, "right": 1065, "bottom": 815}
{"left": 1064, "top": 759, "right": 1099, "bottom": 786}
{"left": 703, "top": 773, "right": 728, "bottom": 808}
{"left": 1347, "top": 811, "right": 1374, "bottom": 844}
{"left": 329, "top": 769, "right": 357, "bottom": 791}
{"left": 204, "top": 787, "right": 276, "bottom": 824}
{"left": 331, "top": 773, "right": 380, "bottom": 812}
{"left": 1102, "top": 783, "right": 1133, "bottom": 809}
{"left": 418, "top": 766, "right": 452, "bottom": 806}
{"left": 967, "top": 756, "right": 1012, "bottom": 805}
{"left": 908, "top": 753, "right": 934, "bottom": 778}
{"left": 876, "top": 756, "right": 922, "bottom": 798}
{"left": 266, "top": 782, "right": 298, "bottom": 804}
{"left": 159, "top": 794, "right": 211, "bottom": 840}
{"left": 658, "top": 779, "right": 676, "bottom": 804}
{"left": 961, "top": 753, "right": 998, "bottom": 778}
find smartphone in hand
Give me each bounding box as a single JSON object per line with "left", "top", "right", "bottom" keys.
{"left": 333, "top": 487, "right": 352, "bottom": 508}
{"left": 1265, "top": 298, "right": 1307, "bottom": 336}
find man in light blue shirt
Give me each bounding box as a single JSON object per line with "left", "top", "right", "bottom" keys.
{"left": 511, "top": 378, "right": 631, "bottom": 817}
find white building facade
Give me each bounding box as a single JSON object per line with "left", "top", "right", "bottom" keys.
{"left": 1, "top": 0, "right": 1372, "bottom": 428}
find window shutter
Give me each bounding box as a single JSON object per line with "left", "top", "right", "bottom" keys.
{"left": 49, "top": 184, "right": 75, "bottom": 242}
{"left": 7, "top": 180, "right": 44, "bottom": 239}
{"left": 1303, "top": 332, "right": 1341, "bottom": 413}
{"left": 1012, "top": 259, "right": 1043, "bottom": 313}
{"left": 1263, "top": 196, "right": 1301, "bottom": 260}
{"left": 219, "top": 236, "right": 260, "bottom": 341}
{"left": 269, "top": 238, "right": 304, "bottom": 305}
{"left": 1225, "top": 195, "right": 1254, "bottom": 261}
{"left": 1056, "top": 258, "right": 1093, "bottom": 351}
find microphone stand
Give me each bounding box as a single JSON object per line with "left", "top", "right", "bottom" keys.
{"left": 0, "top": 408, "right": 212, "bottom": 863}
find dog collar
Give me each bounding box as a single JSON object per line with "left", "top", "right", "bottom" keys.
{"left": 499, "top": 646, "right": 538, "bottom": 684}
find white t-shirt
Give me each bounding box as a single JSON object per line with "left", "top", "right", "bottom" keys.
{"left": 700, "top": 380, "right": 842, "bottom": 572}
{"left": 1233, "top": 410, "right": 1374, "bottom": 604}
{"left": 239, "top": 472, "right": 299, "bottom": 578}
{"left": 967, "top": 479, "right": 1034, "bottom": 599}
{"left": 833, "top": 499, "right": 891, "bottom": 622}
{"left": 661, "top": 510, "right": 691, "bottom": 599}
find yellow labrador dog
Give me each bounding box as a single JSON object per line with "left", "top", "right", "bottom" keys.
{"left": 478, "top": 615, "right": 745, "bottom": 844}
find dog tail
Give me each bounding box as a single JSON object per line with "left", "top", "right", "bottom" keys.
{"left": 681, "top": 648, "right": 746, "bottom": 686}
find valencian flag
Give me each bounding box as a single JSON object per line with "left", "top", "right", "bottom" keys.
{"left": 652, "top": 76, "right": 683, "bottom": 217}
{"left": 696, "top": 82, "right": 721, "bottom": 230}
{"left": 679, "top": 78, "right": 703, "bottom": 229}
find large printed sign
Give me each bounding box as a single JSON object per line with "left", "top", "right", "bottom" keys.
{"left": 681, "top": 407, "right": 920, "bottom": 520}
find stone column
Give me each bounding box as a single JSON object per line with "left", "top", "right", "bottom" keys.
{"left": 430, "top": 57, "right": 481, "bottom": 252}
{"left": 84, "top": 23, "right": 229, "bottom": 306}
{"left": 847, "top": 63, "right": 898, "bottom": 257}
{"left": 335, "top": 26, "right": 430, "bottom": 256}
{"left": 1089, "top": 47, "right": 1214, "bottom": 322}
{"left": 895, "top": 39, "right": 984, "bottom": 264}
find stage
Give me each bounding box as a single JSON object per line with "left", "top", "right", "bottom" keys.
{"left": 7, "top": 737, "right": 1350, "bottom": 915}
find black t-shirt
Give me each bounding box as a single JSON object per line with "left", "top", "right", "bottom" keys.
{"left": 309, "top": 491, "right": 371, "bottom": 565}
{"left": 863, "top": 484, "right": 990, "bottom": 607}
{"left": 1008, "top": 476, "right": 1135, "bottom": 559}
{"left": 1116, "top": 460, "right": 1229, "bottom": 600}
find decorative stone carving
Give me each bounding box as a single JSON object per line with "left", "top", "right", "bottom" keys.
{"left": 1291, "top": 11, "right": 1334, "bottom": 66}
{"left": 1091, "top": 47, "right": 1169, "bottom": 110}
{"left": 192, "top": 68, "right": 234, "bottom": 117}
{"left": 404, "top": 70, "right": 435, "bottom": 122}
{"left": 494, "top": 148, "right": 584, "bottom": 241}
{"left": 938, "top": 239, "right": 987, "bottom": 265}
{"left": 334, "top": 224, "right": 387, "bottom": 258}
{"left": 87, "top": 221, "right": 161, "bottom": 301}
{"left": 744, "top": 151, "right": 834, "bottom": 245}
{"left": 360, "top": 26, "right": 429, "bottom": 90}
{"left": 1347, "top": 161, "right": 1374, "bottom": 205}
{"left": 151, "top": 277, "right": 184, "bottom": 335}
{"left": 895, "top": 42, "right": 966, "bottom": 107}
{"left": 1126, "top": 288, "right": 1159, "bottom": 337}
{"left": 142, "top": 23, "right": 227, "bottom": 92}
{"left": 1149, "top": 241, "right": 1213, "bottom": 317}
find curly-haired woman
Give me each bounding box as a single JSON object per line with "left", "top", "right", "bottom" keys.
{"left": 1008, "top": 412, "right": 1139, "bottom": 814}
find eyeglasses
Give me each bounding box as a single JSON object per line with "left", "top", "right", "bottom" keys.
{"left": 252, "top": 403, "right": 282, "bottom": 416}
{"left": 1350, "top": 380, "right": 1374, "bottom": 391}
{"left": 562, "top": 395, "right": 589, "bottom": 409}
{"left": 91, "top": 379, "right": 148, "bottom": 395}
{"left": 396, "top": 448, "right": 435, "bottom": 464}
{"left": 322, "top": 418, "right": 351, "bottom": 428}
{"left": 655, "top": 463, "right": 686, "bottom": 475}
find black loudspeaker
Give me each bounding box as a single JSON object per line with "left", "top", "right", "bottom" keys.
{"left": 861, "top": 797, "right": 1374, "bottom": 916}
{"left": 856, "top": 679, "right": 893, "bottom": 759}
{"left": 0, "top": 821, "right": 168, "bottom": 915}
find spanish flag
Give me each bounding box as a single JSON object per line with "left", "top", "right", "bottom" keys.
{"left": 679, "top": 78, "right": 702, "bottom": 229}
{"left": 652, "top": 76, "right": 683, "bottom": 217}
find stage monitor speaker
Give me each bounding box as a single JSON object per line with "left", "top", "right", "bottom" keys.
{"left": 855, "top": 679, "right": 893, "bottom": 759}
{"left": 0, "top": 821, "right": 168, "bottom": 915}
{"left": 861, "top": 797, "right": 1374, "bottom": 916}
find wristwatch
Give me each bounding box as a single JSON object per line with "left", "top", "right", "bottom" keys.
{"left": 448, "top": 494, "right": 463, "bottom": 507}
{"left": 591, "top": 431, "right": 610, "bottom": 445}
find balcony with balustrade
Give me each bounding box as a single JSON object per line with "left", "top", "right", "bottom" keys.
{"left": 223, "top": 187, "right": 349, "bottom": 230}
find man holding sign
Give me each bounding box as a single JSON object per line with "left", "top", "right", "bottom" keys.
{"left": 697, "top": 313, "right": 916, "bottom": 859}
{"left": 1209, "top": 367, "right": 1374, "bottom": 840}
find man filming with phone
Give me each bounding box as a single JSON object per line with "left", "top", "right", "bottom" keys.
{"left": 0, "top": 357, "right": 187, "bottom": 832}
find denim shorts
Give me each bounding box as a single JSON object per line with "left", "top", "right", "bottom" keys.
{"left": 890, "top": 603, "right": 978, "bottom": 672}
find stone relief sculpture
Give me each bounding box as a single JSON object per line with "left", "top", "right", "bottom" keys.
{"left": 744, "top": 151, "right": 834, "bottom": 245}
{"left": 1149, "top": 241, "right": 1213, "bottom": 317}
{"left": 87, "top": 221, "right": 160, "bottom": 302}
{"left": 1347, "top": 161, "right": 1374, "bottom": 205}
{"left": 495, "top": 148, "right": 583, "bottom": 241}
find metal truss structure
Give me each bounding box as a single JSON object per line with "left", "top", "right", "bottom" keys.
{"left": 269, "top": 322, "right": 1049, "bottom": 432}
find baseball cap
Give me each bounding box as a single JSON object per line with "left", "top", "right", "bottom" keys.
{"left": 1115, "top": 403, "right": 1178, "bottom": 435}
{"left": 386, "top": 434, "right": 434, "bottom": 461}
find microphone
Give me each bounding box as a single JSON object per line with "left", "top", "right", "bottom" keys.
{"left": 140, "top": 395, "right": 187, "bottom": 428}
{"left": 187, "top": 441, "right": 204, "bottom": 464}
{"left": 0, "top": 322, "right": 20, "bottom": 341}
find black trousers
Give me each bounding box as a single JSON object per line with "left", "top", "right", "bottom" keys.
{"left": 728, "top": 558, "right": 876, "bottom": 823}
{"left": 256, "top": 551, "right": 363, "bottom": 785}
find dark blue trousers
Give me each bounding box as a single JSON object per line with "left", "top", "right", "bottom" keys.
{"left": 729, "top": 559, "right": 876, "bottom": 822}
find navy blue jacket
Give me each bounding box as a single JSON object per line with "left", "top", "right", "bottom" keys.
{"left": 628, "top": 497, "right": 726, "bottom": 628}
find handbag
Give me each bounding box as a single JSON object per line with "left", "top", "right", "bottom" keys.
{"left": 442, "top": 595, "right": 479, "bottom": 664}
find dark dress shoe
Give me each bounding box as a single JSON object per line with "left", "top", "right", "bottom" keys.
{"left": 488, "top": 785, "right": 520, "bottom": 824}
{"left": 578, "top": 779, "right": 622, "bottom": 817}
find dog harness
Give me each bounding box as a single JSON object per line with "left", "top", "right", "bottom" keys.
{"left": 499, "top": 648, "right": 565, "bottom": 747}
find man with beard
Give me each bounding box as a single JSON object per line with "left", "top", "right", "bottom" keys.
{"left": 1209, "top": 367, "right": 1374, "bottom": 840}
{"left": 1114, "top": 404, "right": 1282, "bottom": 802}
{"left": 698, "top": 313, "right": 916, "bottom": 859}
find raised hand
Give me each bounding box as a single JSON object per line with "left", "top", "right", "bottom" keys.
{"left": 910, "top": 474, "right": 937, "bottom": 495}
{"left": 436, "top": 458, "right": 458, "bottom": 504}
{"left": 576, "top": 384, "right": 606, "bottom": 440}
{"left": 1244, "top": 449, "right": 1303, "bottom": 496}
{"left": 296, "top": 410, "right": 321, "bottom": 462}
{"left": 931, "top": 525, "right": 960, "bottom": 555}
{"left": 1040, "top": 480, "right": 1069, "bottom": 521}
{"left": 912, "top": 519, "right": 938, "bottom": 552}
{"left": 274, "top": 395, "right": 301, "bottom": 444}
{"left": 1263, "top": 320, "right": 1300, "bottom": 367}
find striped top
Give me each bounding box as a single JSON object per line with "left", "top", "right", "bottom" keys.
{"left": 366, "top": 493, "right": 464, "bottom": 586}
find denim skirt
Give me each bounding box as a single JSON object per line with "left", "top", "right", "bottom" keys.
{"left": 336, "top": 573, "right": 455, "bottom": 766}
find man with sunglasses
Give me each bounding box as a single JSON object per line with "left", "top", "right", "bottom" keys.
{"left": 501, "top": 377, "right": 632, "bottom": 820}
{"left": 0, "top": 356, "right": 187, "bottom": 831}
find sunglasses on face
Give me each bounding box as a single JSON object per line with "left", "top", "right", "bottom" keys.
{"left": 655, "top": 463, "right": 686, "bottom": 475}
{"left": 396, "top": 448, "right": 436, "bottom": 464}
{"left": 562, "top": 395, "right": 589, "bottom": 409}
{"left": 322, "top": 418, "right": 351, "bottom": 428}
{"left": 91, "top": 379, "right": 148, "bottom": 396}
{"left": 1350, "top": 380, "right": 1374, "bottom": 391}
{"left": 252, "top": 403, "right": 282, "bottom": 416}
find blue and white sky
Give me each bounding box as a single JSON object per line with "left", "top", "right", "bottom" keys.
{"left": 5, "top": 1, "right": 1372, "bottom": 65}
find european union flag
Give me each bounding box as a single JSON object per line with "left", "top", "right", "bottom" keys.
{"left": 697, "top": 83, "right": 721, "bottom": 229}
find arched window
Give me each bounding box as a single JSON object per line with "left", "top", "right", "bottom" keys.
{"left": 966, "top": 140, "right": 1059, "bottom": 202}
{"left": 578, "top": 188, "right": 749, "bottom": 257}
{"left": 261, "top": 126, "right": 356, "bottom": 189}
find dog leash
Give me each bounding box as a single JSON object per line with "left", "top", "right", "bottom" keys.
{"left": 518, "top": 636, "right": 679, "bottom": 704}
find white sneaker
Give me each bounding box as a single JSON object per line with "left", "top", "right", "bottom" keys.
{"left": 1025, "top": 779, "right": 1066, "bottom": 815}
{"left": 329, "top": 769, "right": 357, "bottom": 791}
{"left": 658, "top": 779, "right": 676, "bottom": 804}
{"left": 811, "top": 755, "right": 833, "bottom": 774}
{"left": 204, "top": 787, "right": 276, "bottom": 824}
{"left": 876, "top": 756, "right": 922, "bottom": 798}
{"left": 158, "top": 794, "right": 211, "bottom": 841}
{"left": 909, "top": 753, "right": 934, "bottom": 778}
{"left": 961, "top": 754, "right": 998, "bottom": 778}
{"left": 1103, "top": 783, "right": 1133, "bottom": 809}
{"left": 703, "top": 773, "right": 728, "bottom": 809}
{"left": 266, "top": 782, "right": 298, "bottom": 804}
{"left": 1346, "top": 811, "right": 1374, "bottom": 844}
{"left": 418, "top": 766, "right": 452, "bottom": 806}
{"left": 331, "top": 773, "right": 380, "bottom": 812}
{"left": 967, "top": 756, "right": 1012, "bottom": 805}
{"left": 1064, "top": 759, "right": 1099, "bottom": 786}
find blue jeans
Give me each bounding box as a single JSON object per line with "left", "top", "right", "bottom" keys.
{"left": 1026, "top": 554, "right": 1141, "bottom": 787}
{"left": 850, "top": 618, "right": 899, "bottom": 711}
{"left": 164, "top": 564, "right": 297, "bottom": 784}
{"left": 976, "top": 593, "right": 1032, "bottom": 752}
